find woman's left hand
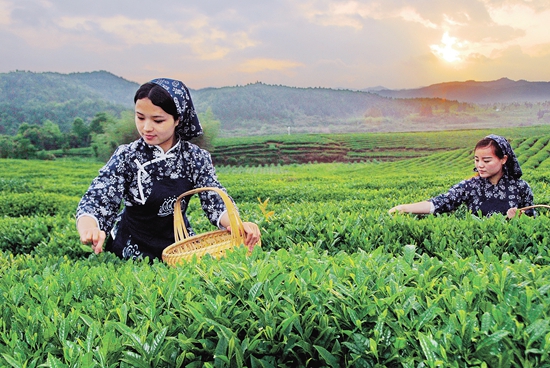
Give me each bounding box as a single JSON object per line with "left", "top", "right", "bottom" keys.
{"left": 507, "top": 207, "right": 518, "bottom": 219}
{"left": 243, "top": 222, "right": 261, "bottom": 249}
{"left": 228, "top": 222, "right": 261, "bottom": 250}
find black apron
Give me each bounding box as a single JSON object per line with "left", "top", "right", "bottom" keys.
{"left": 478, "top": 197, "right": 510, "bottom": 217}
{"left": 107, "top": 177, "right": 194, "bottom": 260}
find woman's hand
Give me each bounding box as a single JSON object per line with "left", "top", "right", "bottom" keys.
{"left": 227, "top": 222, "right": 261, "bottom": 251}
{"left": 388, "top": 205, "right": 404, "bottom": 214}
{"left": 388, "top": 201, "right": 432, "bottom": 215}
{"left": 507, "top": 207, "right": 518, "bottom": 219}
{"left": 79, "top": 228, "right": 106, "bottom": 254}
{"left": 77, "top": 216, "right": 106, "bottom": 254}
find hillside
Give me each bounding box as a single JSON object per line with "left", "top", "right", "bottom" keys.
{"left": 1, "top": 71, "right": 550, "bottom": 137}
{"left": 191, "top": 82, "right": 408, "bottom": 135}
{"left": 0, "top": 71, "right": 138, "bottom": 135}
{"left": 373, "top": 78, "right": 550, "bottom": 104}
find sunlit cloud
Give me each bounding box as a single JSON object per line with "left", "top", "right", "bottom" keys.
{"left": 299, "top": 1, "right": 440, "bottom": 30}
{"left": 430, "top": 32, "right": 468, "bottom": 63}
{"left": 398, "top": 7, "right": 437, "bottom": 29}
{"left": 239, "top": 58, "right": 304, "bottom": 73}
{"left": 485, "top": 2, "right": 550, "bottom": 56}
{"left": 297, "top": 1, "right": 393, "bottom": 29}
{"left": 442, "top": 13, "right": 470, "bottom": 27}
{"left": 428, "top": 2, "right": 550, "bottom": 66}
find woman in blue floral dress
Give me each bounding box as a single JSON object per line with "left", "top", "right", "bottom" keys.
{"left": 389, "top": 134, "right": 535, "bottom": 218}
{"left": 76, "top": 78, "right": 261, "bottom": 260}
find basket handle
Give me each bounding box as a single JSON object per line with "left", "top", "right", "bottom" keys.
{"left": 518, "top": 204, "right": 550, "bottom": 216}
{"left": 173, "top": 187, "right": 244, "bottom": 244}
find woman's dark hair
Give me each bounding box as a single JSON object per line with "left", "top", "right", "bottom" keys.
{"left": 475, "top": 138, "right": 504, "bottom": 158}
{"left": 134, "top": 82, "right": 179, "bottom": 122}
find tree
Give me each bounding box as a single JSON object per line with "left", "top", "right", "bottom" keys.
{"left": 0, "top": 135, "right": 15, "bottom": 158}
{"left": 90, "top": 112, "right": 114, "bottom": 134}
{"left": 191, "top": 107, "right": 221, "bottom": 152}
{"left": 40, "top": 120, "right": 64, "bottom": 150}
{"left": 21, "top": 126, "right": 43, "bottom": 150}
{"left": 13, "top": 137, "right": 37, "bottom": 159}
{"left": 16, "top": 120, "right": 64, "bottom": 150}
{"left": 71, "top": 117, "right": 91, "bottom": 147}
{"left": 91, "top": 111, "right": 139, "bottom": 161}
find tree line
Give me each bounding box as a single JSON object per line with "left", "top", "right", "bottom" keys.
{"left": 0, "top": 109, "right": 220, "bottom": 161}
{"left": 0, "top": 112, "right": 111, "bottom": 160}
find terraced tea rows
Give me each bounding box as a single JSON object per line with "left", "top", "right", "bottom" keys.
{"left": 211, "top": 125, "right": 550, "bottom": 166}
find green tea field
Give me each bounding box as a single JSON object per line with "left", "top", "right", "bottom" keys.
{"left": 1, "top": 127, "right": 550, "bottom": 367}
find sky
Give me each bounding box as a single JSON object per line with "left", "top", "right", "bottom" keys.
{"left": 1, "top": 0, "right": 550, "bottom": 90}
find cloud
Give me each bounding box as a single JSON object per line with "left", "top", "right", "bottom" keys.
{"left": 1, "top": 0, "right": 550, "bottom": 90}
{"left": 485, "top": 2, "right": 550, "bottom": 53}
{"left": 397, "top": 7, "right": 438, "bottom": 28}
{"left": 296, "top": 1, "right": 440, "bottom": 29}
{"left": 58, "top": 16, "right": 183, "bottom": 45}
{"left": 9, "top": 6, "right": 258, "bottom": 60}
{"left": 239, "top": 58, "right": 304, "bottom": 73}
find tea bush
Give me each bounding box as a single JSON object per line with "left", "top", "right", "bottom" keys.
{"left": 0, "top": 192, "right": 79, "bottom": 217}
{"left": 1, "top": 127, "right": 550, "bottom": 366}
{"left": 0, "top": 245, "right": 548, "bottom": 366}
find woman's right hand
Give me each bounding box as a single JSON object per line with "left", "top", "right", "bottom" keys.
{"left": 388, "top": 201, "right": 432, "bottom": 215}
{"left": 388, "top": 205, "right": 404, "bottom": 214}
{"left": 77, "top": 216, "right": 106, "bottom": 254}
{"left": 79, "top": 228, "right": 106, "bottom": 254}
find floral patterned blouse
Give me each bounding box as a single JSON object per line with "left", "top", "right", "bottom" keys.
{"left": 429, "top": 173, "right": 534, "bottom": 216}
{"left": 76, "top": 138, "right": 230, "bottom": 259}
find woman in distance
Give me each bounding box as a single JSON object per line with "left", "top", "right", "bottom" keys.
{"left": 76, "top": 78, "right": 261, "bottom": 260}
{"left": 389, "top": 134, "right": 535, "bottom": 219}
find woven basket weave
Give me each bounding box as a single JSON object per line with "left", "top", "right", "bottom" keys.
{"left": 162, "top": 187, "right": 252, "bottom": 266}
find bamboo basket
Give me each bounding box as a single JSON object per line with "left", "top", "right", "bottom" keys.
{"left": 162, "top": 187, "right": 256, "bottom": 266}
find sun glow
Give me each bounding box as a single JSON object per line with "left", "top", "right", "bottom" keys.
{"left": 430, "top": 32, "right": 462, "bottom": 63}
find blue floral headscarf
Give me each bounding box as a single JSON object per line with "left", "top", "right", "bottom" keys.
{"left": 483, "top": 134, "right": 523, "bottom": 179}
{"left": 150, "top": 78, "right": 203, "bottom": 141}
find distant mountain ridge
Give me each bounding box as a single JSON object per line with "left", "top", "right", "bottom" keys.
{"left": 372, "top": 78, "right": 550, "bottom": 104}
{"left": 1, "top": 71, "right": 549, "bottom": 137}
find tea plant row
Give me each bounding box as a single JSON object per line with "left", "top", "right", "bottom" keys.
{"left": 1, "top": 126, "right": 550, "bottom": 366}
{"left": 1, "top": 243, "right": 549, "bottom": 366}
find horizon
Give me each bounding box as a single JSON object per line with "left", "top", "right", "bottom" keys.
{"left": 1, "top": 1, "right": 550, "bottom": 90}
{"left": 5, "top": 69, "right": 549, "bottom": 93}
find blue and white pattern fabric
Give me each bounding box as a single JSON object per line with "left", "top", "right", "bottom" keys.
{"left": 76, "top": 139, "right": 231, "bottom": 260}
{"left": 150, "top": 78, "right": 203, "bottom": 141}
{"left": 429, "top": 175, "right": 534, "bottom": 216}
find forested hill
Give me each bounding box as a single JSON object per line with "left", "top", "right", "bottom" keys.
{"left": 191, "top": 83, "right": 399, "bottom": 135}
{"left": 0, "top": 71, "right": 138, "bottom": 135}
{"left": 3, "top": 70, "right": 138, "bottom": 107}
{"left": 0, "top": 71, "right": 402, "bottom": 136}
{"left": 1, "top": 71, "right": 550, "bottom": 137}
